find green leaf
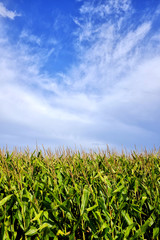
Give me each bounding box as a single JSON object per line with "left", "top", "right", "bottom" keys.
{"left": 80, "top": 185, "right": 90, "bottom": 215}
{"left": 0, "top": 194, "right": 13, "bottom": 207}
{"left": 121, "top": 210, "right": 133, "bottom": 225}
{"left": 87, "top": 204, "right": 98, "bottom": 212}
{"left": 98, "top": 222, "right": 108, "bottom": 233}
{"left": 57, "top": 230, "right": 66, "bottom": 236}
{"left": 153, "top": 227, "right": 159, "bottom": 238}
{"left": 25, "top": 228, "right": 38, "bottom": 236}
{"left": 38, "top": 222, "right": 53, "bottom": 231}
{"left": 98, "top": 192, "right": 111, "bottom": 221}
{"left": 141, "top": 195, "right": 147, "bottom": 207}
{"left": 130, "top": 214, "right": 154, "bottom": 239}
{"left": 16, "top": 210, "right": 24, "bottom": 230}
{"left": 57, "top": 171, "right": 63, "bottom": 185}
{"left": 124, "top": 223, "right": 136, "bottom": 238}
{"left": 113, "top": 185, "right": 124, "bottom": 193}
{"left": 31, "top": 210, "right": 43, "bottom": 222}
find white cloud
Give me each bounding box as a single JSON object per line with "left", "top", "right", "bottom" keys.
{"left": 65, "top": 0, "right": 160, "bottom": 145}
{"left": 113, "top": 22, "right": 151, "bottom": 59}
{"left": 0, "top": 0, "right": 160, "bottom": 150}
{"left": 111, "top": 0, "right": 131, "bottom": 12}
{"left": 71, "top": 2, "right": 153, "bottom": 93}
{"left": 0, "top": 21, "right": 96, "bottom": 149}
{"left": 0, "top": 2, "right": 20, "bottom": 20}
{"left": 79, "top": 0, "right": 131, "bottom": 16}
{"left": 151, "top": 32, "right": 160, "bottom": 42}
{"left": 20, "top": 31, "right": 41, "bottom": 45}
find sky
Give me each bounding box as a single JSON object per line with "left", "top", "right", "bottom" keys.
{"left": 0, "top": 0, "right": 160, "bottom": 151}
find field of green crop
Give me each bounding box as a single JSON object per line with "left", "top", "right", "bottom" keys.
{"left": 0, "top": 147, "right": 160, "bottom": 239}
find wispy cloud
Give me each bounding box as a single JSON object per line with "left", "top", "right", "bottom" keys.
{"left": 20, "top": 30, "right": 41, "bottom": 46}
{"left": 113, "top": 22, "right": 151, "bottom": 60}
{"left": 71, "top": 1, "right": 154, "bottom": 92}
{"left": 79, "top": 0, "right": 131, "bottom": 16}
{"left": 0, "top": 2, "right": 20, "bottom": 19}
{"left": 0, "top": 17, "right": 93, "bottom": 149}
{"left": 64, "top": 0, "right": 160, "bottom": 147}
{"left": 0, "top": 0, "right": 160, "bottom": 150}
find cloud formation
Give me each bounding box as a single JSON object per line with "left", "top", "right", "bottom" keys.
{"left": 0, "top": 2, "right": 20, "bottom": 19}
{"left": 0, "top": 0, "right": 160, "bottom": 150}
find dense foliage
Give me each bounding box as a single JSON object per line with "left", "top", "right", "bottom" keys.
{"left": 0, "top": 147, "right": 160, "bottom": 239}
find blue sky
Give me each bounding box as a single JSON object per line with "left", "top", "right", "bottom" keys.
{"left": 0, "top": 0, "right": 160, "bottom": 151}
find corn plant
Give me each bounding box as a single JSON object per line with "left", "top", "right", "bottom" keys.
{"left": 0, "top": 147, "right": 159, "bottom": 239}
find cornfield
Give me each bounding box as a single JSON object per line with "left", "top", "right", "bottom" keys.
{"left": 0, "top": 146, "right": 159, "bottom": 239}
